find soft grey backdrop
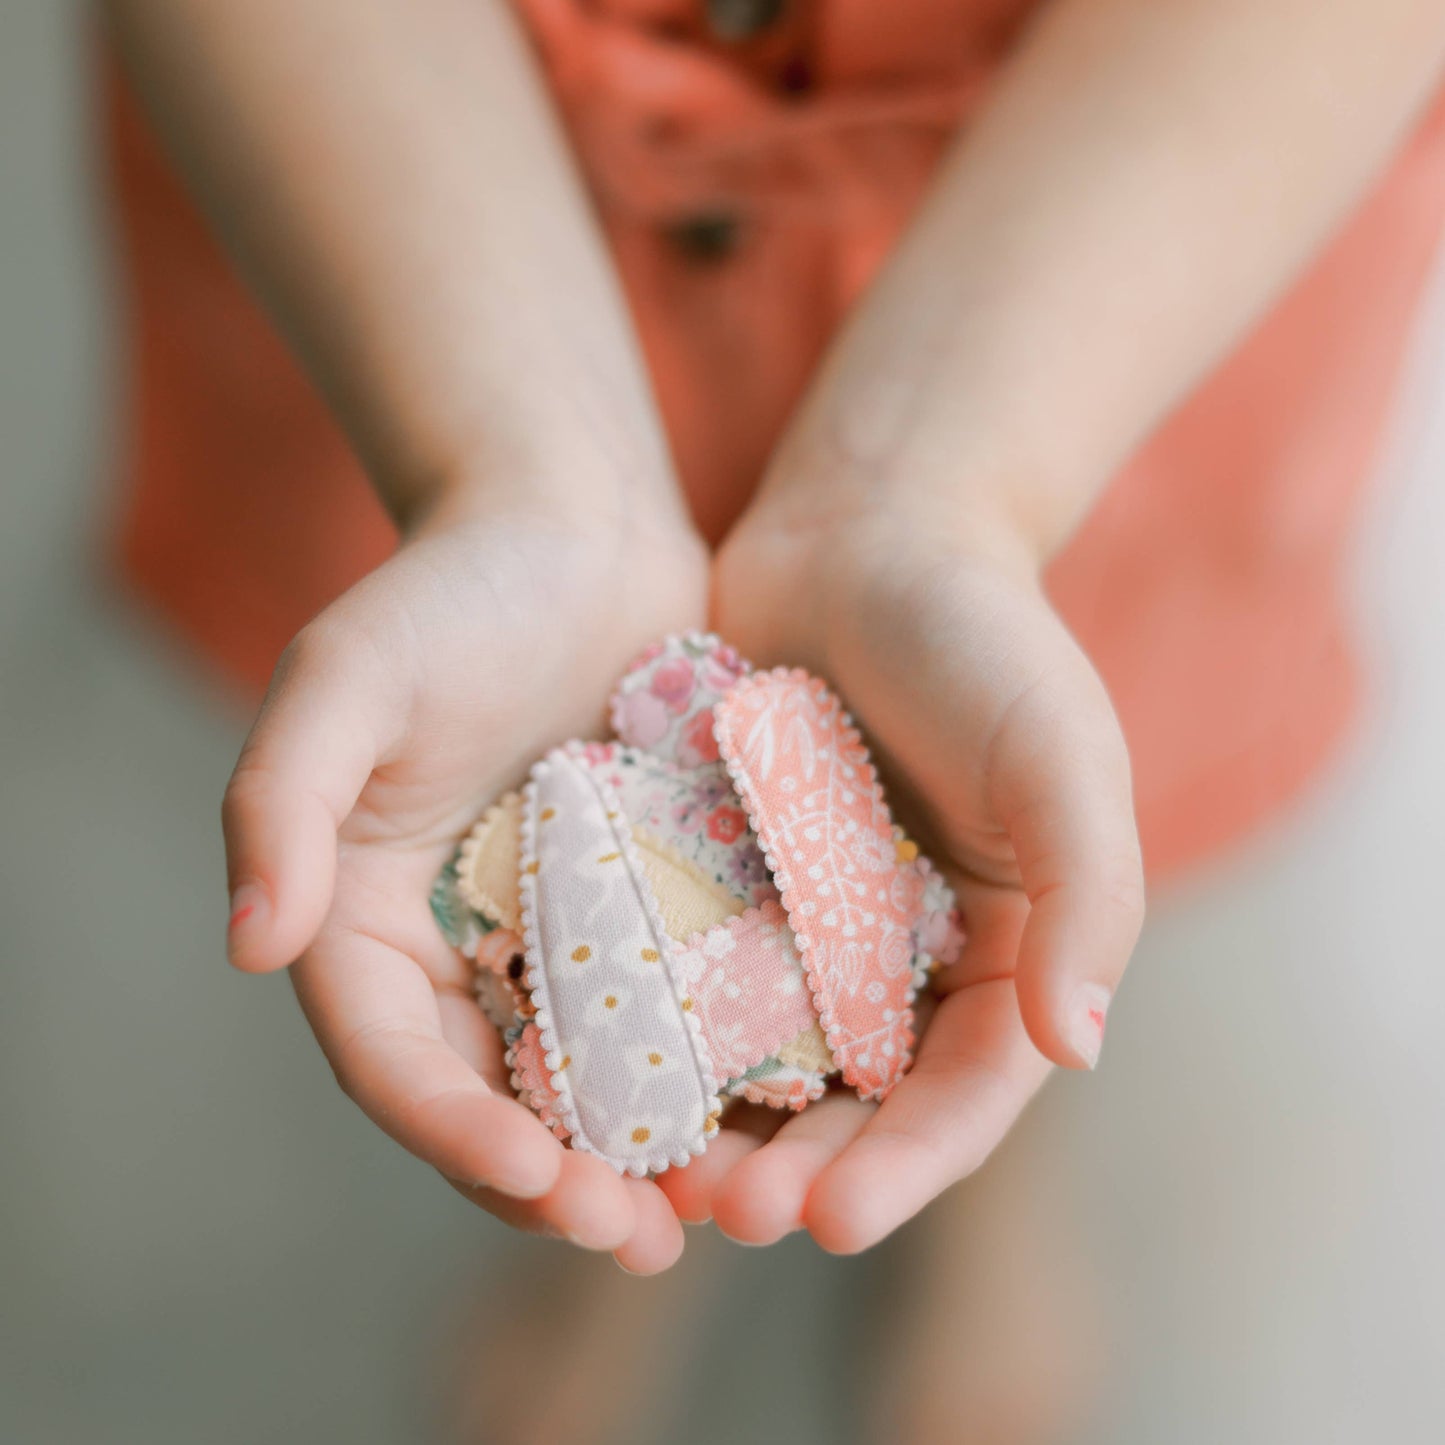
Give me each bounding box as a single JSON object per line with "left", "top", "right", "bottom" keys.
{"left": 4, "top": 7, "right": 1444, "bottom": 1443}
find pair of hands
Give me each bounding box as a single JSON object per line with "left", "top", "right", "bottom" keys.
{"left": 222, "top": 484, "right": 1144, "bottom": 1274}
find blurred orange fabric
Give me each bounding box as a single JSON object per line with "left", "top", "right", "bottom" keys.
{"left": 103, "top": 0, "right": 1445, "bottom": 880}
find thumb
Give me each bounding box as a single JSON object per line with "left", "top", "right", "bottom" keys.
{"left": 221, "top": 620, "right": 399, "bottom": 972}
{"left": 989, "top": 660, "right": 1146, "bottom": 1069}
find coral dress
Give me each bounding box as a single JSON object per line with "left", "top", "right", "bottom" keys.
{"left": 103, "top": 0, "right": 1445, "bottom": 880}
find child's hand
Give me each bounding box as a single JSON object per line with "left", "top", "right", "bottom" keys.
{"left": 223, "top": 499, "right": 707, "bottom": 1273}
{"left": 662, "top": 494, "right": 1144, "bottom": 1251}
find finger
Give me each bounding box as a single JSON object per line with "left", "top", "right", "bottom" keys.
{"left": 436, "top": 985, "right": 637, "bottom": 1245}
{"left": 613, "top": 1180, "right": 686, "bottom": 1276}
{"left": 990, "top": 666, "right": 1146, "bottom": 1069}
{"left": 931, "top": 874, "right": 1029, "bottom": 996}
{"left": 541, "top": 1153, "right": 639, "bottom": 1251}
{"left": 435, "top": 989, "right": 513, "bottom": 1093}
{"left": 652, "top": 1105, "right": 781, "bottom": 1224}
{"left": 711, "top": 1092, "right": 874, "bottom": 1246}
{"left": 294, "top": 924, "right": 562, "bottom": 1198}
{"left": 446, "top": 1176, "right": 565, "bottom": 1237}
{"left": 804, "top": 980, "right": 1051, "bottom": 1254}
{"left": 222, "top": 621, "right": 404, "bottom": 973}
{"left": 449, "top": 1149, "right": 638, "bottom": 1251}
{"left": 459, "top": 1142, "right": 686, "bottom": 1267}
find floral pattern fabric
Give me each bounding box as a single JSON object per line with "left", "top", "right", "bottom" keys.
{"left": 581, "top": 743, "right": 778, "bottom": 910}
{"left": 714, "top": 670, "right": 927, "bottom": 1100}
{"left": 520, "top": 747, "right": 720, "bottom": 1175}
{"left": 610, "top": 632, "right": 748, "bottom": 769}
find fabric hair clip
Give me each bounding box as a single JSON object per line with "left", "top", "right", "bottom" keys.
{"left": 431, "top": 634, "right": 963, "bottom": 1176}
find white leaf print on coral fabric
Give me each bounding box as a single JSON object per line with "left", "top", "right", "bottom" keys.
{"left": 715, "top": 672, "right": 925, "bottom": 1100}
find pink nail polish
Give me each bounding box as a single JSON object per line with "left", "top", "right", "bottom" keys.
{"left": 227, "top": 883, "right": 265, "bottom": 954}
{"left": 1066, "top": 983, "right": 1111, "bottom": 1070}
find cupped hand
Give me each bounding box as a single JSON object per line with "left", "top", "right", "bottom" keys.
{"left": 222, "top": 497, "right": 707, "bottom": 1273}
{"left": 660, "top": 493, "right": 1145, "bottom": 1252}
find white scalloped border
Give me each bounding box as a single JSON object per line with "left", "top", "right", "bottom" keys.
{"left": 517, "top": 744, "right": 722, "bottom": 1177}
{"left": 714, "top": 667, "right": 925, "bottom": 1102}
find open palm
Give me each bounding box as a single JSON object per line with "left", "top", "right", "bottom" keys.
{"left": 223, "top": 508, "right": 707, "bottom": 1272}
{"left": 659, "top": 504, "right": 1146, "bottom": 1251}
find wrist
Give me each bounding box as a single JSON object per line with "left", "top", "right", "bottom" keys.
{"left": 747, "top": 446, "right": 1050, "bottom": 590}
{"left": 715, "top": 459, "right": 1049, "bottom": 680}
{"left": 400, "top": 457, "right": 710, "bottom": 648}
{"left": 755, "top": 327, "right": 1113, "bottom": 570}
{"left": 398, "top": 446, "right": 699, "bottom": 553}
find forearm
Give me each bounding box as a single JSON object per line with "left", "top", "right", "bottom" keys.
{"left": 105, "top": 0, "right": 682, "bottom": 532}
{"left": 763, "top": 0, "right": 1445, "bottom": 560}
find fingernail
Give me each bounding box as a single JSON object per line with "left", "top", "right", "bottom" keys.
{"left": 492, "top": 1171, "right": 554, "bottom": 1202}
{"left": 1066, "top": 983, "right": 1112, "bottom": 1070}
{"left": 227, "top": 883, "right": 266, "bottom": 959}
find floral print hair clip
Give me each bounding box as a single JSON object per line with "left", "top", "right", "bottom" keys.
{"left": 430, "top": 633, "right": 964, "bottom": 1176}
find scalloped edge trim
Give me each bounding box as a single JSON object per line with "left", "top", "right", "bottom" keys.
{"left": 714, "top": 667, "right": 921, "bottom": 1102}
{"left": 456, "top": 792, "right": 524, "bottom": 932}
{"left": 506, "top": 1021, "right": 571, "bottom": 1142}
{"left": 474, "top": 971, "right": 521, "bottom": 1034}
{"left": 607, "top": 630, "right": 752, "bottom": 740}
{"left": 730, "top": 1068, "right": 828, "bottom": 1112}
{"left": 517, "top": 744, "right": 723, "bottom": 1177}
{"left": 909, "top": 854, "right": 964, "bottom": 988}
{"left": 777, "top": 1019, "right": 836, "bottom": 1075}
